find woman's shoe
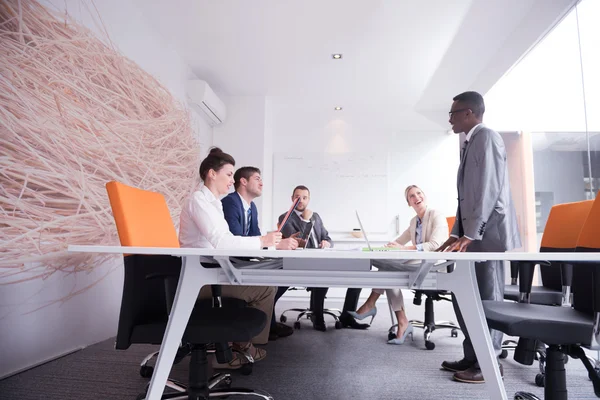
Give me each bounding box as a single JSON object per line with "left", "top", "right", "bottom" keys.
{"left": 346, "top": 307, "right": 377, "bottom": 324}
{"left": 387, "top": 323, "right": 414, "bottom": 345}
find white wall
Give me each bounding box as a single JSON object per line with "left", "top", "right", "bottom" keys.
{"left": 270, "top": 104, "right": 460, "bottom": 234}
{"left": 213, "top": 99, "right": 461, "bottom": 237}
{"left": 0, "top": 0, "right": 210, "bottom": 378}
{"left": 533, "top": 150, "right": 586, "bottom": 205}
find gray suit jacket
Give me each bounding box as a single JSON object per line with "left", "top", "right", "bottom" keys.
{"left": 278, "top": 211, "right": 333, "bottom": 248}
{"left": 451, "top": 125, "right": 521, "bottom": 252}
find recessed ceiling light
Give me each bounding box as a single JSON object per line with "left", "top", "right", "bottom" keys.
{"left": 332, "top": 54, "right": 342, "bottom": 59}
{"left": 334, "top": 106, "right": 343, "bottom": 111}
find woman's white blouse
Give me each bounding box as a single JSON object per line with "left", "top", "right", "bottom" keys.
{"left": 179, "top": 185, "right": 261, "bottom": 249}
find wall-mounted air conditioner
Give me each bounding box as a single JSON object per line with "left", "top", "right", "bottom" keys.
{"left": 187, "top": 80, "right": 226, "bottom": 126}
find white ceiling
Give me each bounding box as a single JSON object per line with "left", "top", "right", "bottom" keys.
{"left": 136, "top": 0, "right": 577, "bottom": 129}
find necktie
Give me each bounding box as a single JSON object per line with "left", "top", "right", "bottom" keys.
{"left": 244, "top": 208, "right": 252, "bottom": 236}
{"left": 461, "top": 140, "right": 468, "bottom": 160}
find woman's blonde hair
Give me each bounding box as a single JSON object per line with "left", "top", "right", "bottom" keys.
{"left": 404, "top": 185, "right": 424, "bottom": 205}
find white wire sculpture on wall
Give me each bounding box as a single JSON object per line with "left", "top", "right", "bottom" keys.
{"left": 0, "top": 0, "right": 201, "bottom": 287}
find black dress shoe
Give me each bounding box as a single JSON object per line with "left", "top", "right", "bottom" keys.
{"left": 340, "top": 313, "right": 370, "bottom": 330}
{"left": 269, "top": 322, "right": 293, "bottom": 341}
{"left": 441, "top": 358, "right": 476, "bottom": 373}
{"left": 268, "top": 330, "right": 278, "bottom": 341}
{"left": 310, "top": 315, "right": 327, "bottom": 331}
{"left": 274, "top": 322, "right": 294, "bottom": 338}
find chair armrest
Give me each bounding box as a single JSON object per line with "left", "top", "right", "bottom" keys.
{"left": 510, "top": 261, "right": 519, "bottom": 285}
{"left": 211, "top": 284, "right": 222, "bottom": 308}
{"left": 144, "top": 271, "right": 179, "bottom": 313}
{"left": 517, "top": 260, "right": 550, "bottom": 302}
{"left": 561, "top": 262, "right": 573, "bottom": 287}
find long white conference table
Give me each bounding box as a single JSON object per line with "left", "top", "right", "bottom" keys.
{"left": 68, "top": 245, "right": 600, "bottom": 400}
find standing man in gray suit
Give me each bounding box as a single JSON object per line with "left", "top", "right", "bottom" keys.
{"left": 437, "top": 91, "right": 521, "bottom": 384}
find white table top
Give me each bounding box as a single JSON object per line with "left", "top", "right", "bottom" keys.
{"left": 68, "top": 245, "right": 600, "bottom": 262}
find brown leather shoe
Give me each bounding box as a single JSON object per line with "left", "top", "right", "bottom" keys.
{"left": 453, "top": 364, "right": 503, "bottom": 384}
{"left": 441, "top": 358, "right": 476, "bottom": 373}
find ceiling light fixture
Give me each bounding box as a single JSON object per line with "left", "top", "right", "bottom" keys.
{"left": 332, "top": 54, "right": 342, "bottom": 59}
{"left": 334, "top": 107, "right": 342, "bottom": 111}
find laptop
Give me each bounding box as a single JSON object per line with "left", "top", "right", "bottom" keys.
{"left": 277, "top": 196, "right": 301, "bottom": 232}
{"left": 294, "top": 220, "right": 314, "bottom": 250}
{"left": 355, "top": 210, "right": 403, "bottom": 252}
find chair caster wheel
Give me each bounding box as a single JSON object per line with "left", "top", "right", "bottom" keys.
{"left": 535, "top": 373, "right": 545, "bottom": 387}
{"left": 335, "top": 321, "right": 343, "bottom": 329}
{"left": 425, "top": 341, "right": 435, "bottom": 350}
{"left": 139, "top": 365, "right": 153, "bottom": 378}
{"left": 514, "top": 392, "right": 541, "bottom": 400}
{"left": 388, "top": 332, "right": 397, "bottom": 341}
{"left": 280, "top": 315, "right": 287, "bottom": 323}
{"left": 451, "top": 328, "right": 458, "bottom": 338}
{"left": 294, "top": 321, "right": 301, "bottom": 329}
{"left": 499, "top": 350, "right": 508, "bottom": 359}
{"left": 240, "top": 363, "right": 253, "bottom": 376}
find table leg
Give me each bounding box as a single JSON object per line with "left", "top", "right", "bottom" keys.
{"left": 438, "top": 260, "right": 508, "bottom": 400}
{"left": 146, "top": 256, "right": 216, "bottom": 400}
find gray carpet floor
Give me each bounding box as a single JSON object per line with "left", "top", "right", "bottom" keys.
{"left": 0, "top": 298, "right": 597, "bottom": 399}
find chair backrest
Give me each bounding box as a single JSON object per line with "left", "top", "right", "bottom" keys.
{"left": 572, "top": 193, "right": 600, "bottom": 316}
{"left": 106, "top": 181, "right": 180, "bottom": 248}
{"left": 106, "top": 181, "right": 182, "bottom": 349}
{"left": 446, "top": 216, "right": 455, "bottom": 235}
{"left": 538, "top": 200, "right": 593, "bottom": 290}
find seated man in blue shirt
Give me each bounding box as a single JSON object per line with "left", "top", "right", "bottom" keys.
{"left": 222, "top": 166, "right": 298, "bottom": 341}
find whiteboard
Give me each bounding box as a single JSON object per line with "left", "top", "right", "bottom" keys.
{"left": 272, "top": 153, "right": 389, "bottom": 233}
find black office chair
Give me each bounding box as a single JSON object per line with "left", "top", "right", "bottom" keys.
{"left": 400, "top": 278, "right": 460, "bottom": 350}
{"left": 280, "top": 287, "right": 343, "bottom": 330}
{"left": 484, "top": 195, "right": 600, "bottom": 400}
{"left": 397, "top": 216, "right": 460, "bottom": 350}
{"left": 119, "top": 255, "right": 272, "bottom": 400}
{"left": 501, "top": 200, "right": 594, "bottom": 386}
{"left": 106, "top": 181, "right": 272, "bottom": 399}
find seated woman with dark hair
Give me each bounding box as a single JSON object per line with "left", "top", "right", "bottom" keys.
{"left": 348, "top": 185, "right": 448, "bottom": 344}
{"left": 179, "top": 147, "right": 281, "bottom": 368}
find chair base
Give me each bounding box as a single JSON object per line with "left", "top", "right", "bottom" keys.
{"left": 513, "top": 344, "right": 600, "bottom": 400}
{"left": 138, "top": 345, "right": 271, "bottom": 400}
{"left": 390, "top": 294, "right": 460, "bottom": 350}
{"left": 281, "top": 307, "right": 343, "bottom": 330}
{"left": 137, "top": 373, "right": 274, "bottom": 399}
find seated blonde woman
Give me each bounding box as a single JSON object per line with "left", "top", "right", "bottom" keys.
{"left": 348, "top": 185, "right": 448, "bottom": 344}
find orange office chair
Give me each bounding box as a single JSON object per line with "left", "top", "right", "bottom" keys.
{"left": 106, "top": 181, "right": 270, "bottom": 400}
{"left": 396, "top": 216, "right": 460, "bottom": 350}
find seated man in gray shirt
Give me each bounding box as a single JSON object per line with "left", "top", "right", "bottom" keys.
{"left": 278, "top": 185, "right": 368, "bottom": 331}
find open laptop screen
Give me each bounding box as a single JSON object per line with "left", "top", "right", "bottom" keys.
{"left": 277, "top": 196, "right": 301, "bottom": 233}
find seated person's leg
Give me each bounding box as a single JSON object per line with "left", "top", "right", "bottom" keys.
{"left": 199, "top": 284, "right": 276, "bottom": 346}
{"left": 309, "top": 287, "right": 328, "bottom": 331}
{"left": 269, "top": 286, "right": 293, "bottom": 340}
{"left": 340, "top": 288, "right": 369, "bottom": 329}
{"left": 386, "top": 289, "right": 413, "bottom": 344}
{"left": 351, "top": 289, "right": 383, "bottom": 318}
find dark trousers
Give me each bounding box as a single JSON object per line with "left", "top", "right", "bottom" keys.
{"left": 310, "top": 287, "right": 362, "bottom": 319}
{"left": 270, "top": 286, "right": 290, "bottom": 328}
{"left": 452, "top": 260, "right": 505, "bottom": 362}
